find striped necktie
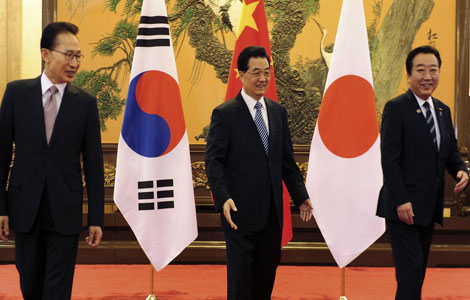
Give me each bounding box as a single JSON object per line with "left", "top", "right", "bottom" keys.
{"left": 423, "top": 101, "right": 437, "bottom": 147}
{"left": 254, "top": 101, "right": 269, "bottom": 155}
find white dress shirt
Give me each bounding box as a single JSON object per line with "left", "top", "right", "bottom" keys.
{"left": 41, "top": 72, "right": 67, "bottom": 113}
{"left": 241, "top": 88, "right": 269, "bottom": 135}
{"left": 413, "top": 92, "right": 441, "bottom": 149}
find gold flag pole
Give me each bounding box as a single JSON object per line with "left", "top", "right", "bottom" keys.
{"left": 338, "top": 267, "right": 348, "bottom": 300}
{"left": 145, "top": 264, "right": 159, "bottom": 300}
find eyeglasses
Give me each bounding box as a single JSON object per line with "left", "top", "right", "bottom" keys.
{"left": 50, "top": 49, "right": 84, "bottom": 63}
{"left": 245, "top": 70, "right": 271, "bottom": 78}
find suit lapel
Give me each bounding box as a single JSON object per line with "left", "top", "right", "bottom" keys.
{"left": 433, "top": 98, "right": 447, "bottom": 153}
{"left": 265, "top": 98, "right": 276, "bottom": 157}
{"left": 405, "top": 90, "right": 438, "bottom": 153}
{"left": 235, "top": 93, "right": 269, "bottom": 158}
{"left": 48, "top": 84, "right": 79, "bottom": 147}
{"left": 25, "top": 77, "right": 48, "bottom": 146}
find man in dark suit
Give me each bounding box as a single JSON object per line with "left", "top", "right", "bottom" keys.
{"left": 377, "top": 45, "right": 468, "bottom": 300}
{"left": 205, "top": 46, "right": 313, "bottom": 300}
{"left": 0, "top": 22, "right": 104, "bottom": 300}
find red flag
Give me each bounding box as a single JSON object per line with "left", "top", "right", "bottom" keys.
{"left": 225, "top": 0, "right": 293, "bottom": 246}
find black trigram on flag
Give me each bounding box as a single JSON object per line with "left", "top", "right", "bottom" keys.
{"left": 136, "top": 16, "right": 170, "bottom": 48}
{"left": 137, "top": 179, "right": 175, "bottom": 210}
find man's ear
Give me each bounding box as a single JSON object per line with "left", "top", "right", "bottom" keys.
{"left": 41, "top": 48, "right": 50, "bottom": 64}
{"left": 238, "top": 70, "right": 245, "bottom": 81}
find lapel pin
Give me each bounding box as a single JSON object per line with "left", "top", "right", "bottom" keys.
{"left": 439, "top": 107, "right": 443, "bottom": 116}
{"left": 416, "top": 109, "right": 421, "bottom": 114}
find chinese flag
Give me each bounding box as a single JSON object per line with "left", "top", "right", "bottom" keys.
{"left": 225, "top": 0, "right": 293, "bottom": 247}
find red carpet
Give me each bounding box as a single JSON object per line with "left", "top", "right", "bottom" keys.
{"left": 0, "top": 265, "right": 469, "bottom": 299}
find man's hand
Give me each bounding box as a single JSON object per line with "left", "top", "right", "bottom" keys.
{"left": 86, "top": 226, "right": 102, "bottom": 247}
{"left": 454, "top": 170, "right": 469, "bottom": 193}
{"left": 397, "top": 202, "right": 414, "bottom": 225}
{"left": 223, "top": 198, "right": 238, "bottom": 230}
{"left": 0, "top": 216, "right": 9, "bottom": 242}
{"left": 299, "top": 199, "right": 313, "bottom": 222}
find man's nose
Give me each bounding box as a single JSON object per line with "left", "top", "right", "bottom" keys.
{"left": 258, "top": 73, "right": 268, "bottom": 81}
{"left": 69, "top": 57, "right": 79, "bottom": 67}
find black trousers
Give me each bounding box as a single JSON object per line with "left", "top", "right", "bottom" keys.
{"left": 15, "top": 190, "right": 79, "bottom": 300}
{"left": 224, "top": 203, "right": 282, "bottom": 300}
{"left": 387, "top": 219, "right": 434, "bottom": 300}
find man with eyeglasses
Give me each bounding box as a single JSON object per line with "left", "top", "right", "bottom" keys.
{"left": 205, "top": 46, "right": 313, "bottom": 299}
{"left": 0, "top": 22, "right": 104, "bottom": 300}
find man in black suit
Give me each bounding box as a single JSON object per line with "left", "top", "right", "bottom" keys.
{"left": 0, "top": 22, "right": 104, "bottom": 300}
{"left": 377, "top": 45, "right": 468, "bottom": 300}
{"left": 205, "top": 46, "right": 313, "bottom": 300}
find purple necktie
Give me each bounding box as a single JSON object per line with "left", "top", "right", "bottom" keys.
{"left": 44, "top": 85, "right": 58, "bottom": 144}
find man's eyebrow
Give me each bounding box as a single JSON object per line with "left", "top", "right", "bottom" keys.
{"left": 250, "top": 67, "right": 270, "bottom": 70}
{"left": 415, "top": 63, "right": 438, "bottom": 67}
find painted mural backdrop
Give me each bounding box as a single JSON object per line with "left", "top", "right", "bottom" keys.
{"left": 60, "top": 0, "right": 455, "bottom": 144}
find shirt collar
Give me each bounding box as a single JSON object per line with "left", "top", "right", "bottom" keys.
{"left": 241, "top": 88, "right": 266, "bottom": 110}
{"left": 41, "top": 72, "right": 67, "bottom": 97}
{"left": 411, "top": 90, "right": 434, "bottom": 111}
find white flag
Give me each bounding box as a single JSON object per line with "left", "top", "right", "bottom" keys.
{"left": 306, "top": 0, "right": 385, "bottom": 268}
{"left": 114, "top": 0, "right": 197, "bottom": 271}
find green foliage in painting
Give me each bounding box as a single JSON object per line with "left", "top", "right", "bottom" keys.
{"left": 74, "top": 70, "right": 126, "bottom": 130}
{"left": 367, "top": 0, "right": 383, "bottom": 58}
{"left": 71, "top": 0, "right": 142, "bottom": 130}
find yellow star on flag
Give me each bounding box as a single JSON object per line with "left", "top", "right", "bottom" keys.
{"left": 237, "top": 1, "right": 260, "bottom": 38}
{"left": 234, "top": 68, "right": 240, "bottom": 78}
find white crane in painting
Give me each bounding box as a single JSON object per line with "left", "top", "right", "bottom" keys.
{"left": 312, "top": 18, "right": 332, "bottom": 69}
{"left": 204, "top": 0, "right": 243, "bottom": 36}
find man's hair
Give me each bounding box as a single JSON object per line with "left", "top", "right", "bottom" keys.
{"left": 40, "top": 22, "right": 79, "bottom": 50}
{"left": 405, "top": 45, "right": 442, "bottom": 75}
{"left": 237, "top": 46, "right": 270, "bottom": 72}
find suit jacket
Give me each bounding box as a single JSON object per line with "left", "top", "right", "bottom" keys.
{"left": 377, "top": 89, "right": 466, "bottom": 225}
{"left": 0, "top": 76, "right": 104, "bottom": 235}
{"left": 205, "top": 92, "right": 309, "bottom": 232}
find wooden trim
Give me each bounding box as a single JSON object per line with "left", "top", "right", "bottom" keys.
{"left": 42, "top": 0, "right": 56, "bottom": 29}
{"left": 454, "top": 1, "right": 470, "bottom": 216}
{"left": 455, "top": 0, "right": 470, "bottom": 149}
{"left": 103, "top": 143, "right": 311, "bottom": 154}
{"left": 41, "top": 0, "right": 56, "bottom": 72}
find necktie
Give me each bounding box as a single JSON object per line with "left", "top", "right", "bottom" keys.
{"left": 254, "top": 101, "right": 269, "bottom": 155}
{"left": 423, "top": 101, "right": 437, "bottom": 147}
{"left": 44, "top": 85, "right": 58, "bottom": 144}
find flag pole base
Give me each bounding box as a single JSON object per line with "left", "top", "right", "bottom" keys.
{"left": 146, "top": 294, "right": 159, "bottom": 300}
{"left": 338, "top": 297, "right": 348, "bottom": 300}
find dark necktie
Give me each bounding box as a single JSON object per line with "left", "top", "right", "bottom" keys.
{"left": 44, "top": 85, "right": 58, "bottom": 144}
{"left": 254, "top": 101, "right": 269, "bottom": 155}
{"left": 423, "top": 101, "right": 437, "bottom": 147}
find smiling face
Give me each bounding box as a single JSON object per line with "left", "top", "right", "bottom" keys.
{"left": 41, "top": 32, "right": 81, "bottom": 84}
{"left": 239, "top": 57, "right": 270, "bottom": 100}
{"left": 407, "top": 53, "right": 440, "bottom": 100}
